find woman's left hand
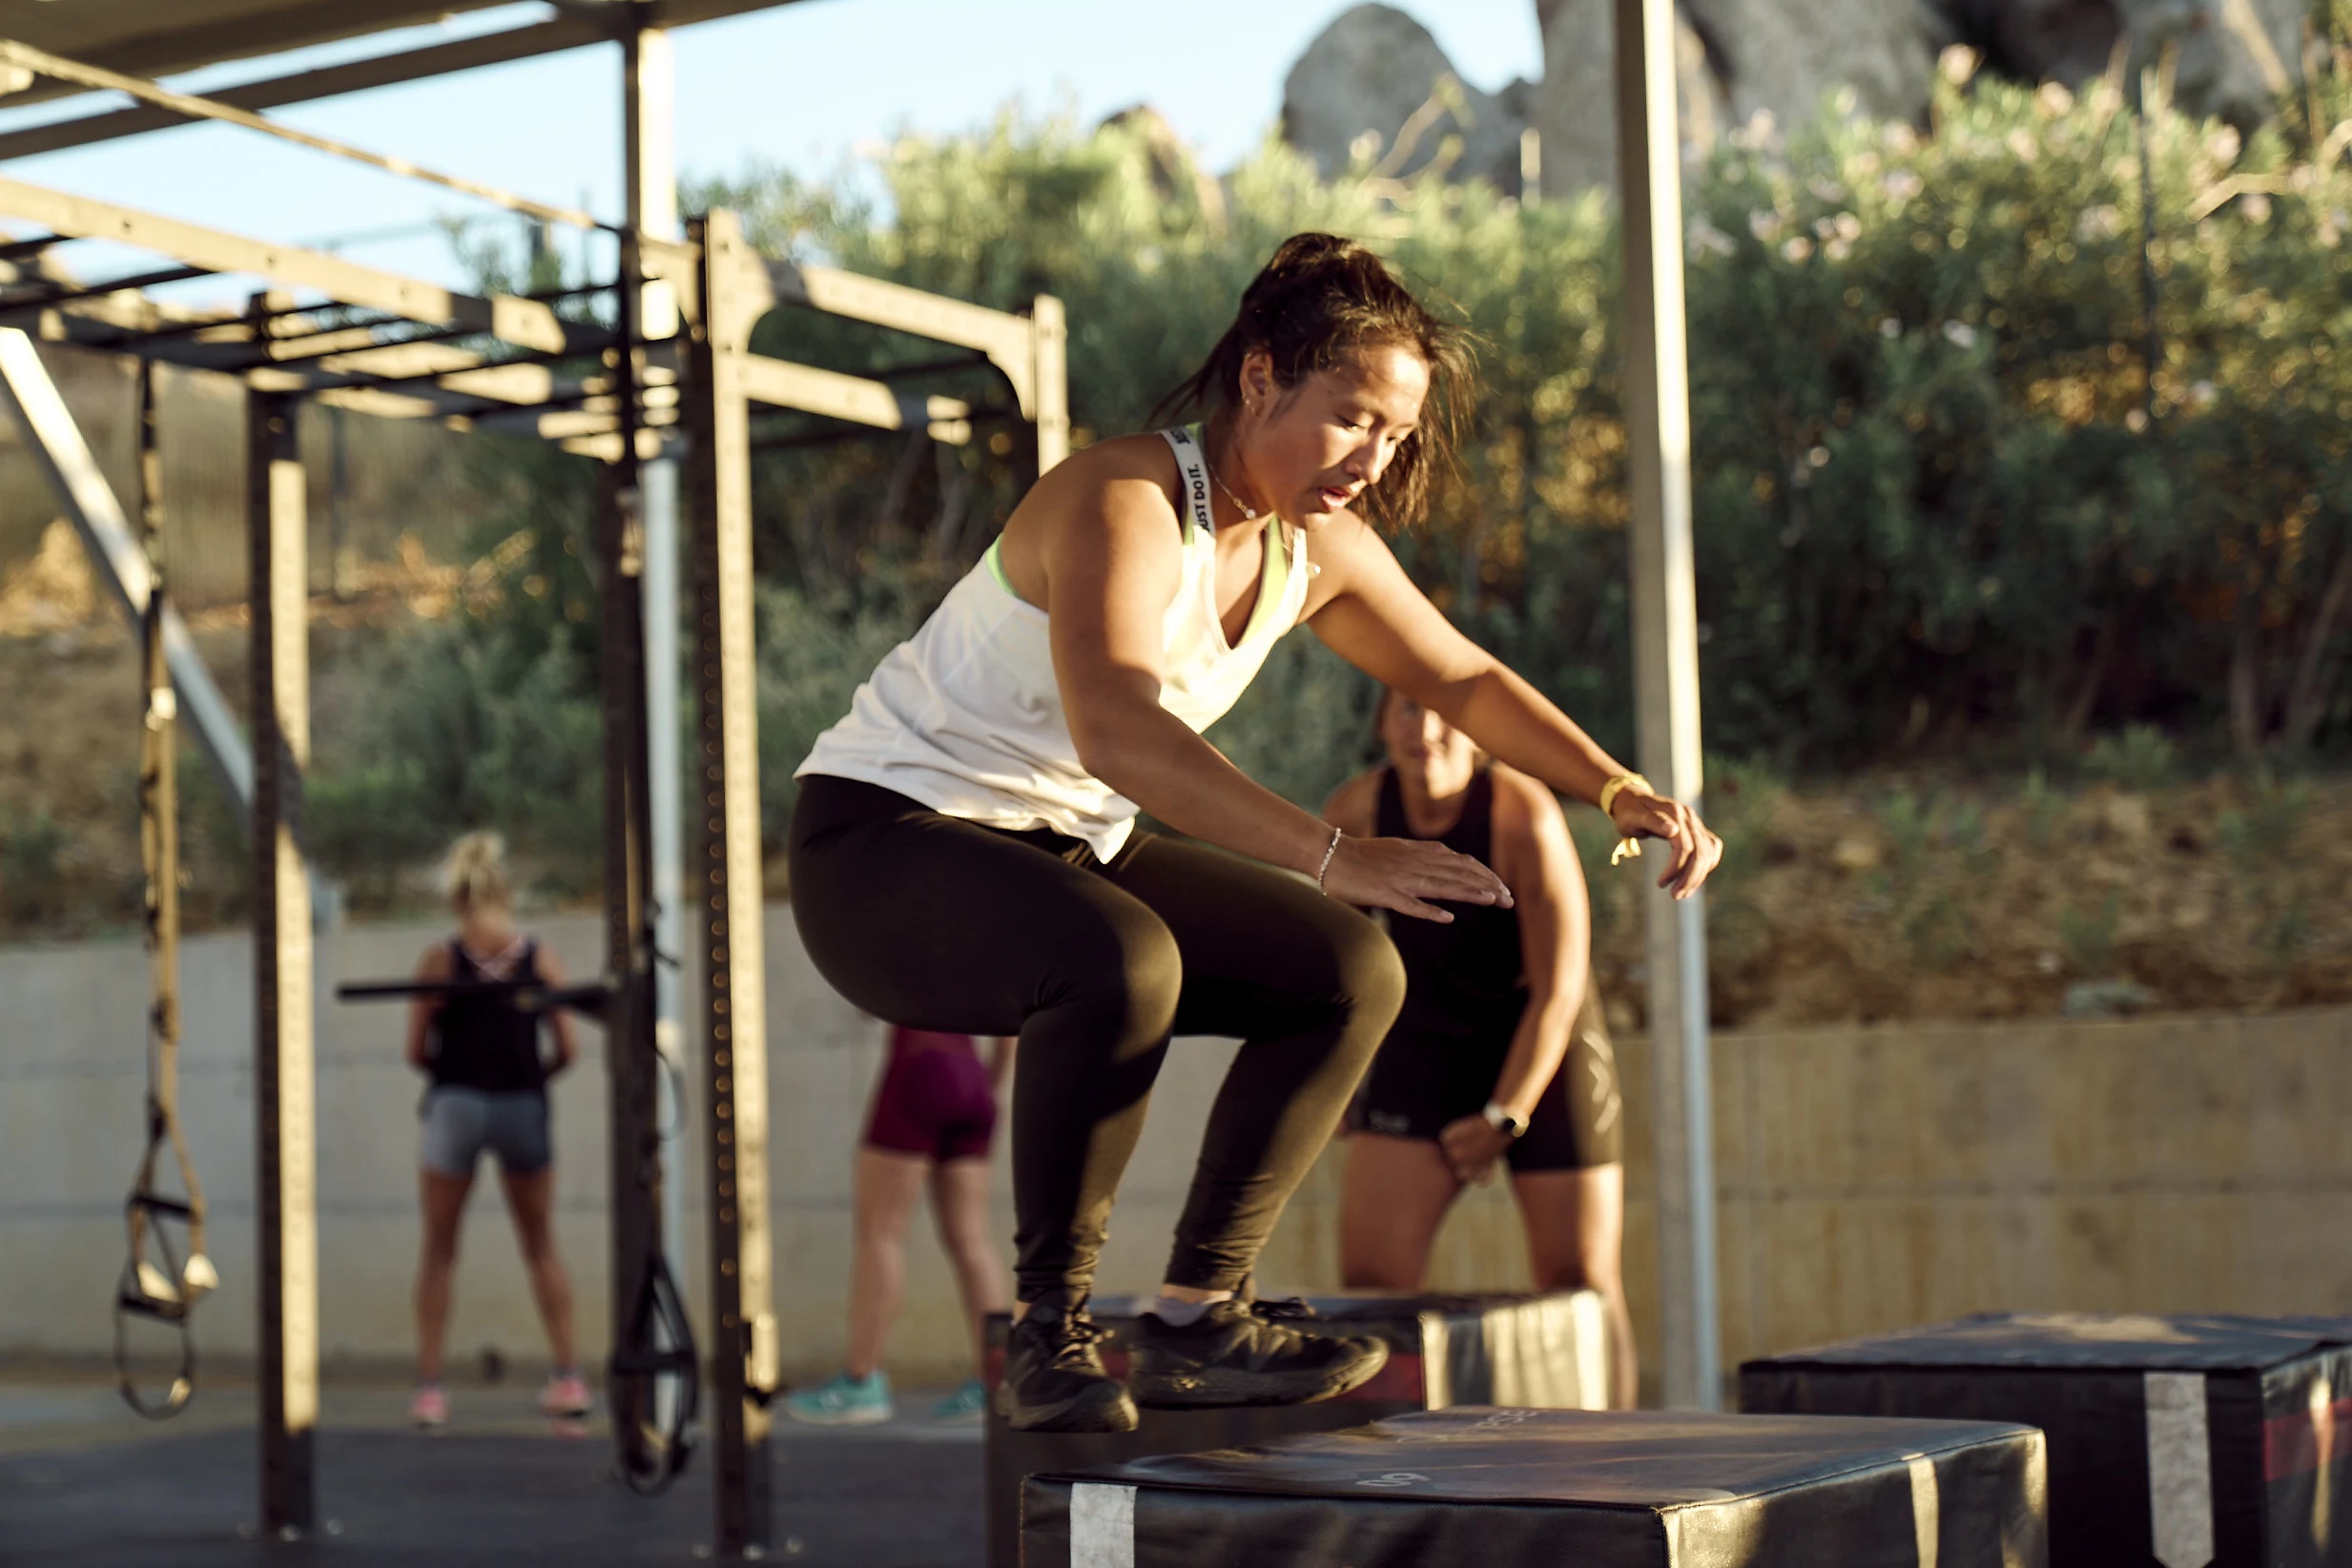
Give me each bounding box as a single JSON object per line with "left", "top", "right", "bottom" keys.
{"left": 1438, "top": 1114, "right": 1514, "bottom": 1186}
{"left": 1609, "top": 787, "right": 1723, "bottom": 899}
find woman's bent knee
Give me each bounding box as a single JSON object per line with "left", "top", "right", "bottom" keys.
{"left": 1043, "top": 906, "right": 1183, "bottom": 1052}
{"left": 1331, "top": 917, "right": 1407, "bottom": 1044}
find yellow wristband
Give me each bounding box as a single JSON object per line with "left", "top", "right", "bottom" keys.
{"left": 1598, "top": 773, "right": 1653, "bottom": 817}
{"left": 1599, "top": 774, "right": 1653, "bottom": 866}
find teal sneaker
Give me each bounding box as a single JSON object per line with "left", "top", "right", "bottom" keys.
{"left": 931, "top": 1377, "right": 988, "bottom": 1421}
{"left": 782, "top": 1370, "right": 893, "bottom": 1426}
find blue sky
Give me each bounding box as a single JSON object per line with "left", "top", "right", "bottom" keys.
{"left": 0, "top": 0, "right": 1542, "bottom": 300}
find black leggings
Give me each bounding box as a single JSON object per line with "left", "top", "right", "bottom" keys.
{"left": 788, "top": 774, "right": 1405, "bottom": 1304}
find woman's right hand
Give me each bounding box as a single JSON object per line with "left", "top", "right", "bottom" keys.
{"left": 1320, "top": 835, "right": 1514, "bottom": 922}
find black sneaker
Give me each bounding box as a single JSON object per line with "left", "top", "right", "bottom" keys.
{"left": 996, "top": 1299, "right": 1139, "bottom": 1434}
{"left": 1130, "top": 1297, "right": 1390, "bottom": 1409}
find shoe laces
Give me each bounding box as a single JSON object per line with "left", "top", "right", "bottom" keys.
{"left": 1036, "top": 1311, "right": 1111, "bottom": 1369}
{"left": 1248, "top": 1295, "right": 1317, "bottom": 1322}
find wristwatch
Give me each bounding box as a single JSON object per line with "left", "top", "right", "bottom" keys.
{"left": 1481, "top": 1101, "right": 1530, "bottom": 1140}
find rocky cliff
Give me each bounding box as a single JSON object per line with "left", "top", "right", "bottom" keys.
{"left": 1282, "top": 0, "right": 2318, "bottom": 197}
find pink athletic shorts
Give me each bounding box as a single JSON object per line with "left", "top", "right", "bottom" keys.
{"left": 863, "top": 1027, "right": 998, "bottom": 1163}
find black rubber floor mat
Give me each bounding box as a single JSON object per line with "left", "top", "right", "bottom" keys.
{"left": 0, "top": 1422, "right": 983, "bottom": 1566}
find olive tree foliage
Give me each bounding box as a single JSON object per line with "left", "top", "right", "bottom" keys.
{"left": 1684, "top": 27, "right": 2352, "bottom": 764}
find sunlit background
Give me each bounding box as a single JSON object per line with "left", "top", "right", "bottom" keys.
{"left": 0, "top": 0, "right": 1542, "bottom": 296}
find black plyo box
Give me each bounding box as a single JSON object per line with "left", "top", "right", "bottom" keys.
{"left": 1740, "top": 1313, "right": 2352, "bottom": 1567}
{"left": 984, "top": 1291, "right": 1609, "bottom": 1568}
{"left": 1021, "top": 1406, "right": 2047, "bottom": 1568}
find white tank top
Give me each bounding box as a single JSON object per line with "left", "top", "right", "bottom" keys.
{"left": 796, "top": 425, "right": 1310, "bottom": 860}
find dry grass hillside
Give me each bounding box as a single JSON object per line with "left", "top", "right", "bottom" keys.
{"left": 0, "top": 528, "right": 504, "bottom": 938}
{"left": 1581, "top": 765, "right": 2352, "bottom": 1030}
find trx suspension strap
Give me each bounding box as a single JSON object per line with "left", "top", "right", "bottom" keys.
{"left": 115, "top": 359, "right": 215, "bottom": 1417}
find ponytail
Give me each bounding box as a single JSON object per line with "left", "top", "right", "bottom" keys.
{"left": 441, "top": 831, "right": 511, "bottom": 914}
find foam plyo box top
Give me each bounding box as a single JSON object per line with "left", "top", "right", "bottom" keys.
{"left": 1021, "top": 1406, "right": 2048, "bottom": 1568}
{"left": 983, "top": 1290, "right": 1610, "bottom": 1568}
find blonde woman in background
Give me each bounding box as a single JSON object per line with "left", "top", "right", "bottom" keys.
{"left": 403, "top": 833, "right": 588, "bottom": 1429}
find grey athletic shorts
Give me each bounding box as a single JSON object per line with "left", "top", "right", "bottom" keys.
{"left": 419, "top": 1087, "right": 552, "bottom": 1177}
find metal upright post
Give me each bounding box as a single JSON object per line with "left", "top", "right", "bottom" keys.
{"left": 1029, "top": 293, "right": 1069, "bottom": 476}
{"left": 625, "top": 11, "right": 691, "bottom": 1357}
{"left": 1612, "top": 0, "right": 1721, "bottom": 1411}
{"left": 686, "top": 208, "right": 776, "bottom": 1558}
{"left": 596, "top": 446, "right": 662, "bottom": 1474}
{"left": 248, "top": 379, "right": 318, "bottom": 1525}
{"left": 596, "top": 16, "right": 675, "bottom": 1484}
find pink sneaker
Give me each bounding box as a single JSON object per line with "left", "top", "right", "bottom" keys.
{"left": 409, "top": 1385, "right": 449, "bottom": 1429}
{"left": 539, "top": 1372, "right": 591, "bottom": 1419}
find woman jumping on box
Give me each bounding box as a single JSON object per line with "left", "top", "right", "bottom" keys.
{"left": 790, "top": 233, "right": 1719, "bottom": 1434}
{"left": 1326, "top": 689, "right": 1637, "bottom": 1407}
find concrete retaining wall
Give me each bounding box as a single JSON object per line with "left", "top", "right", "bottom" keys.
{"left": 4, "top": 913, "right": 2347, "bottom": 1389}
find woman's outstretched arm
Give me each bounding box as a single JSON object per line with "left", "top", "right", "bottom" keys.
{"left": 1303, "top": 512, "right": 1723, "bottom": 898}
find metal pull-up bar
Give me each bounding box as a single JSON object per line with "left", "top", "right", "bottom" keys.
{"left": 0, "top": 37, "right": 610, "bottom": 237}
{"left": 767, "top": 260, "right": 1067, "bottom": 464}
{"left": 0, "top": 170, "right": 602, "bottom": 356}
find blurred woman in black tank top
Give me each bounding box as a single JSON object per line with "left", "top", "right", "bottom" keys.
{"left": 1323, "top": 691, "right": 1636, "bottom": 1407}
{"left": 402, "top": 833, "right": 588, "bottom": 1429}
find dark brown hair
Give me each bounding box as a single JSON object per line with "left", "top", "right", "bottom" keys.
{"left": 1152, "top": 234, "right": 1475, "bottom": 531}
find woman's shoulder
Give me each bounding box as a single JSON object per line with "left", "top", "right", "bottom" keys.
{"left": 1321, "top": 766, "right": 1387, "bottom": 833}
{"left": 1009, "top": 432, "right": 1192, "bottom": 553}
{"left": 1487, "top": 764, "right": 1572, "bottom": 844}
{"left": 1044, "top": 431, "right": 1184, "bottom": 496}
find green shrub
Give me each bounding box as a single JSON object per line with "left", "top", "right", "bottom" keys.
{"left": 2058, "top": 892, "right": 2123, "bottom": 975}
{"left": 2084, "top": 724, "right": 2179, "bottom": 788}
{"left": 0, "top": 808, "right": 67, "bottom": 926}
{"left": 304, "top": 435, "right": 608, "bottom": 905}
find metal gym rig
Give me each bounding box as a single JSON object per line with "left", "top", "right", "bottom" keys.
{"left": 0, "top": 12, "right": 1063, "bottom": 1556}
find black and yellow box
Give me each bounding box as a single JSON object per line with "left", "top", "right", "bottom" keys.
{"left": 1742, "top": 1312, "right": 2352, "bottom": 1568}
{"left": 1021, "top": 1406, "right": 2047, "bottom": 1567}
